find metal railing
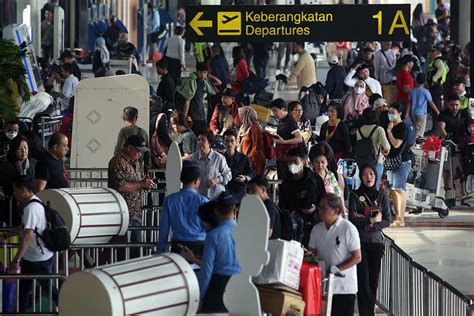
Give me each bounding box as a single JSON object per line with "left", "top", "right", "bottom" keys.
{"left": 40, "top": 115, "right": 63, "bottom": 148}
{"left": 377, "top": 235, "right": 474, "bottom": 316}
{"left": 0, "top": 274, "right": 66, "bottom": 313}
{"left": 66, "top": 242, "right": 157, "bottom": 273}
{"left": 68, "top": 167, "right": 166, "bottom": 188}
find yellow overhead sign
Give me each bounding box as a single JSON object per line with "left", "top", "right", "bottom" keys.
{"left": 186, "top": 4, "right": 411, "bottom": 42}
{"left": 217, "top": 12, "right": 242, "bottom": 36}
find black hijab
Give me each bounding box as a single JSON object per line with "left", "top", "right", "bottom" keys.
{"left": 357, "top": 163, "right": 379, "bottom": 203}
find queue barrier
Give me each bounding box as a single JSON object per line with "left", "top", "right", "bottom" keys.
{"left": 68, "top": 167, "right": 166, "bottom": 192}
{"left": 377, "top": 235, "right": 474, "bottom": 316}
{"left": 66, "top": 242, "right": 157, "bottom": 273}
{"left": 0, "top": 274, "right": 67, "bottom": 313}
{"left": 40, "top": 115, "right": 63, "bottom": 148}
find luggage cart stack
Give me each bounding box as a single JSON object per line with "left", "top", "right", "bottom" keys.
{"left": 406, "top": 141, "right": 452, "bottom": 218}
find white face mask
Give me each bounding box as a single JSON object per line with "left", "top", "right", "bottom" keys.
{"left": 355, "top": 87, "right": 365, "bottom": 95}
{"left": 5, "top": 131, "right": 18, "bottom": 140}
{"left": 288, "top": 163, "right": 302, "bottom": 175}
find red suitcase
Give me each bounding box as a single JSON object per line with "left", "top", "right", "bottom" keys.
{"left": 299, "top": 260, "right": 322, "bottom": 316}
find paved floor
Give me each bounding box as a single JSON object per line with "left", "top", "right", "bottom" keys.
{"left": 385, "top": 207, "right": 474, "bottom": 297}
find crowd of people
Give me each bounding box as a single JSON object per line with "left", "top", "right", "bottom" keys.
{"left": 0, "top": 0, "right": 472, "bottom": 314}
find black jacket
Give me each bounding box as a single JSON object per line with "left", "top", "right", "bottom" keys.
{"left": 279, "top": 167, "right": 326, "bottom": 224}
{"left": 325, "top": 65, "right": 347, "bottom": 99}
{"left": 224, "top": 152, "right": 255, "bottom": 204}
{"left": 156, "top": 73, "right": 176, "bottom": 111}
{"left": 348, "top": 190, "right": 391, "bottom": 244}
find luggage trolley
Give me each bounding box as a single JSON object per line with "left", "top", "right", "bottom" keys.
{"left": 406, "top": 139, "right": 455, "bottom": 218}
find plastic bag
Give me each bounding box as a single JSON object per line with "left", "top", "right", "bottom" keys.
{"left": 254, "top": 239, "right": 304, "bottom": 289}
{"left": 299, "top": 261, "right": 322, "bottom": 316}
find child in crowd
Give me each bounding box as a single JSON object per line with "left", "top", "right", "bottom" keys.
{"left": 407, "top": 73, "right": 440, "bottom": 137}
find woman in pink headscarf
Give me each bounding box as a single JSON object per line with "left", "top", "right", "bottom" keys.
{"left": 341, "top": 80, "right": 370, "bottom": 122}
{"left": 238, "top": 106, "right": 266, "bottom": 176}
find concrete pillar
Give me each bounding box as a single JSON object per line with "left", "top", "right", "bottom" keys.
{"left": 458, "top": 0, "right": 470, "bottom": 47}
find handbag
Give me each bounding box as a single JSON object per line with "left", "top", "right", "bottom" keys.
{"left": 384, "top": 141, "right": 406, "bottom": 171}
{"left": 150, "top": 113, "right": 169, "bottom": 167}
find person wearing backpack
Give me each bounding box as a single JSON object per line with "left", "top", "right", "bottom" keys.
{"left": 0, "top": 176, "right": 58, "bottom": 312}
{"left": 279, "top": 147, "right": 326, "bottom": 247}
{"left": 356, "top": 108, "right": 390, "bottom": 189}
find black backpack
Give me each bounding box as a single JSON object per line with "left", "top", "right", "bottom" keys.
{"left": 299, "top": 85, "right": 321, "bottom": 125}
{"left": 26, "top": 199, "right": 71, "bottom": 252}
{"left": 280, "top": 210, "right": 304, "bottom": 244}
{"left": 355, "top": 126, "right": 378, "bottom": 167}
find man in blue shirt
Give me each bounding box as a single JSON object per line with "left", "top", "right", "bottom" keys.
{"left": 406, "top": 73, "right": 440, "bottom": 137}
{"left": 157, "top": 161, "right": 208, "bottom": 255}
{"left": 198, "top": 192, "right": 241, "bottom": 313}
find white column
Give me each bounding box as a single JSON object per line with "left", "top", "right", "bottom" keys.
{"left": 458, "top": 0, "right": 471, "bottom": 47}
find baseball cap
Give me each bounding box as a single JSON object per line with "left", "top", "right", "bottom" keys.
{"left": 328, "top": 55, "right": 339, "bottom": 65}
{"left": 429, "top": 45, "right": 441, "bottom": 52}
{"left": 216, "top": 191, "right": 235, "bottom": 207}
{"left": 125, "top": 135, "right": 149, "bottom": 152}
{"left": 181, "top": 161, "right": 201, "bottom": 183}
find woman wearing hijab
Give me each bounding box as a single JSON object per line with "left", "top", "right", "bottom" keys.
{"left": 348, "top": 163, "right": 391, "bottom": 316}
{"left": 93, "top": 37, "right": 111, "bottom": 77}
{"left": 341, "top": 80, "right": 370, "bottom": 122}
{"left": 412, "top": 3, "right": 432, "bottom": 29}
{"left": 238, "top": 106, "right": 265, "bottom": 176}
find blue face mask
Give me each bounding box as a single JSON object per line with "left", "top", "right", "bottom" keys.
{"left": 388, "top": 113, "right": 397, "bottom": 122}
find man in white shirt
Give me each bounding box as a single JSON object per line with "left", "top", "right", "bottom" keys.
{"left": 58, "top": 63, "right": 78, "bottom": 112}
{"left": 309, "top": 193, "right": 361, "bottom": 316}
{"left": 374, "top": 41, "right": 397, "bottom": 84}
{"left": 0, "top": 176, "right": 57, "bottom": 312}
{"left": 344, "top": 62, "right": 383, "bottom": 98}
{"left": 165, "top": 26, "right": 187, "bottom": 81}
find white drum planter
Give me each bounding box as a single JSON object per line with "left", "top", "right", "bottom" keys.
{"left": 36, "top": 188, "right": 129, "bottom": 244}
{"left": 58, "top": 253, "right": 200, "bottom": 315}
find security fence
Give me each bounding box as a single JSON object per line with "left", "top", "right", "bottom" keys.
{"left": 377, "top": 235, "right": 474, "bottom": 316}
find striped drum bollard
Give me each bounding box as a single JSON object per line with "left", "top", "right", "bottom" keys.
{"left": 58, "top": 253, "right": 200, "bottom": 315}
{"left": 37, "top": 188, "right": 129, "bottom": 244}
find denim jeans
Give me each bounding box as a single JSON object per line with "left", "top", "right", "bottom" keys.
{"left": 129, "top": 218, "right": 143, "bottom": 243}
{"left": 19, "top": 257, "right": 58, "bottom": 313}
{"left": 387, "top": 160, "right": 411, "bottom": 191}
{"left": 375, "top": 162, "right": 384, "bottom": 189}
